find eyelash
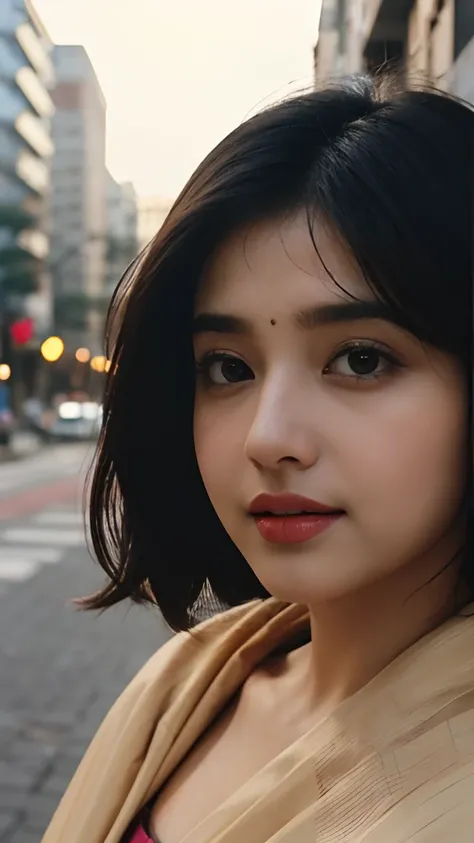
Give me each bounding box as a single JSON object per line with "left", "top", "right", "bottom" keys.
{"left": 324, "top": 341, "right": 404, "bottom": 381}
{"left": 195, "top": 342, "right": 404, "bottom": 388}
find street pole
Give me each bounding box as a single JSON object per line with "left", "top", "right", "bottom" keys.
{"left": 0, "top": 279, "right": 18, "bottom": 412}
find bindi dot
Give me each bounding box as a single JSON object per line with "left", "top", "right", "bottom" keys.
{"left": 270, "top": 318, "right": 276, "bottom": 326}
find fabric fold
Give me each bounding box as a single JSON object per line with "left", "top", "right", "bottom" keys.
{"left": 42, "top": 600, "right": 474, "bottom": 843}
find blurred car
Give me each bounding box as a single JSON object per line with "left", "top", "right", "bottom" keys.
{"left": 47, "top": 400, "right": 102, "bottom": 441}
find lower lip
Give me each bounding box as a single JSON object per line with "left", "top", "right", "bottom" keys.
{"left": 252, "top": 513, "right": 343, "bottom": 544}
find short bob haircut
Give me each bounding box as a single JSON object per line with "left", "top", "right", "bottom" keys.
{"left": 83, "top": 75, "right": 474, "bottom": 632}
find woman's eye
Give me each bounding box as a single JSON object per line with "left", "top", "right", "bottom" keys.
{"left": 197, "top": 354, "right": 254, "bottom": 385}
{"left": 325, "top": 344, "right": 400, "bottom": 379}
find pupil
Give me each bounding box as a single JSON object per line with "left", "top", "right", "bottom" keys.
{"left": 348, "top": 349, "right": 379, "bottom": 375}
{"left": 222, "top": 359, "right": 246, "bottom": 382}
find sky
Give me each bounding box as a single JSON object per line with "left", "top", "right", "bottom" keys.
{"left": 34, "top": 0, "right": 321, "bottom": 200}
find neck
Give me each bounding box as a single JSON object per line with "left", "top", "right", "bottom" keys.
{"left": 301, "top": 548, "right": 464, "bottom": 710}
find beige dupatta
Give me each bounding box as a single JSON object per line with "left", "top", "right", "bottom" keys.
{"left": 42, "top": 598, "right": 474, "bottom": 843}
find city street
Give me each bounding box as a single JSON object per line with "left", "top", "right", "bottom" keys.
{"left": 0, "top": 443, "right": 172, "bottom": 843}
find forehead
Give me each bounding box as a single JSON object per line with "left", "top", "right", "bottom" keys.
{"left": 195, "top": 212, "right": 371, "bottom": 313}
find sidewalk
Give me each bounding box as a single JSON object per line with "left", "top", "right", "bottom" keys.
{"left": 0, "top": 474, "right": 171, "bottom": 842}
{"left": 0, "top": 431, "right": 43, "bottom": 463}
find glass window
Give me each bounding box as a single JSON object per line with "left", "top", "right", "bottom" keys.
{"left": 0, "top": 126, "right": 20, "bottom": 164}
{"left": 0, "top": 172, "right": 27, "bottom": 203}
{"left": 0, "top": 228, "right": 16, "bottom": 248}
{"left": 0, "top": 37, "right": 23, "bottom": 75}
{"left": 0, "top": 79, "right": 24, "bottom": 121}
{"left": 454, "top": 0, "right": 474, "bottom": 57}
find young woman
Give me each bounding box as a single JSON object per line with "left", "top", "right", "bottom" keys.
{"left": 43, "top": 75, "right": 474, "bottom": 843}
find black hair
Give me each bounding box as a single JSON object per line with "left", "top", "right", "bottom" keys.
{"left": 81, "top": 74, "right": 473, "bottom": 632}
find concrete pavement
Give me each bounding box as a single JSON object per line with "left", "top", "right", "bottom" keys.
{"left": 0, "top": 444, "right": 172, "bottom": 842}
{"left": 0, "top": 430, "right": 45, "bottom": 463}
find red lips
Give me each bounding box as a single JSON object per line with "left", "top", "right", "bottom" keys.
{"left": 249, "top": 493, "right": 344, "bottom": 545}
{"left": 249, "top": 493, "right": 342, "bottom": 515}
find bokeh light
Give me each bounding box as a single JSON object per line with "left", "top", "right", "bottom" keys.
{"left": 90, "top": 355, "right": 107, "bottom": 373}
{"left": 41, "top": 336, "right": 65, "bottom": 363}
{"left": 75, "top": 347, "right": 91, "bottom": 363}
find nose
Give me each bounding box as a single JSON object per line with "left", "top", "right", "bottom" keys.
{"left": 244, "top": 373, "right": 321, "bottom": 471}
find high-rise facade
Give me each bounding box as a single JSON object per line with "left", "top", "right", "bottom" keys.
{"left": 314, "top": 0, "right": 474, "bottom": 100}
{"left": 137, "top": 197, "right": 172, "bottom": 252}
{"left": 50, "top": 45, "right": 107, "bottom": 353}
{"left": 106, "top": 173, "right": 138, "bottom": 296}
{"left": 0, "top": 0, "right": 54, "bottom": 360}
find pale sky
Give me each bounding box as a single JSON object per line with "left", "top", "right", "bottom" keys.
{"left": 34, "top": 0, "right": 321, "bottom": 199}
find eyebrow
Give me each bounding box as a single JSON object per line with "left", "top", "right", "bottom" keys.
{"left": 192, "top": 300, "right": 399, "bottom": 335}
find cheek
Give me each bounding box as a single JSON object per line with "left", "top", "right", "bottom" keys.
{"left": 344, "top": 378, "right": 467, "bottom": 533}
{"left": 193, "top": 398, "right": 245, "bottom": 509}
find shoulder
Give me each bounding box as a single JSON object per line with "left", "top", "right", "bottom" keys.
{"left": 41, "top": 598, "right": 300, "bottom": 843}
{"left": 99, "top": 600, "right": 269, "bottom": 732}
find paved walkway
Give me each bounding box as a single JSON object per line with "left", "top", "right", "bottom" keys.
{"left": 0, "top": 446, "right": 172, "bottom": 843}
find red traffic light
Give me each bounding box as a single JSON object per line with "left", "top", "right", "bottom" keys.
{"left": 10, "top": 317, "right": 34, "bottom": 345}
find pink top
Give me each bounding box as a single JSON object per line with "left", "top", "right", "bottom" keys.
{"left": 127, "top": 826, "right": 154, "bottom": 843}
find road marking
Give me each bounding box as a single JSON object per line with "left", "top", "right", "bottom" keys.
{"left": 0, "top": 443, "right": 91, "bottom": 500}
{"left": 1, "top": 528, "right": 84, "bottom": 546}
{"left": 0, "top": 560, "right": 40, "bottom": 580}
{"left": 0, "top": 546, "right": 62, "bottom": 563}
{"left": 0, "top": 477, "right": 80, "bottom": 521}
{"left": 33, "top": 511, "right": 83, "bottom": 526}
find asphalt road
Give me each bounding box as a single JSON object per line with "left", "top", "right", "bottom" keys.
{"left": 0, "top": 443, "right": 172, "bottom": 843}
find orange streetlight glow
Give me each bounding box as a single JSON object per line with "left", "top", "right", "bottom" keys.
{"left": 41, "top": 336, "right": 64, "bottom": 363}
{"left": 90, "top": 355, "right": 107, "bottom": 373}
{"left": 0, "top": 364, "right": 11, "bottom": 381}
{"left": 75, "top": 347, "right": 91, "bottom": 363}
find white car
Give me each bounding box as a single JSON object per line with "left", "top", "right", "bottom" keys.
{"left": 49, "top": 401, "right": 102, "bottom": 440}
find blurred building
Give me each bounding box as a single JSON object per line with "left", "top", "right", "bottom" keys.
{"left": 106, "top": 173, "right": 138, "bottom": 295}
{"left": 0, "top": 0, "right": 55, "bottom": 408}
{"left": 314, "top": 1, "right": 474, "bottom": 99}
{"left": 50, "top": 45, "right": 107, "bottom": 353}
{"left": 137, "top": 196, "right": 172, "bottom": 251}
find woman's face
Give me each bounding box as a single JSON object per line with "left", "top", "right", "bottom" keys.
{"left": 193, "top": 213, "right": 467, "bottom": 606}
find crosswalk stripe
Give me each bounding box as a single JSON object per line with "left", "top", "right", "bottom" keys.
{"left": 0, "top": 560, "right": 40, "bottom": 580}
{"left": 1, "top": 527, "right": 84, "bottom": 546}
{"left": 32, "top": 511, "right": 84, "bottom": 526}
{"left": 0, "top": 546, "right": 63, "bottom": 563}
{"left": 0, "top": 443, "right": 91, "bottom": 498}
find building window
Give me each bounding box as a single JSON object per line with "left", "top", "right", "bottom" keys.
{"left": 337, "top": 0, "right": 347, "bottom": 56}
{"left": 429, "top": 0, "right": 454, "bottom": 81}
{"left": 454, "top": 0, "right": 474, "bottom": 57}
{"left": 366, "top": 41, "right": 405, "bottom": 75}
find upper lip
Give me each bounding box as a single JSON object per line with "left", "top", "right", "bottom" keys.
{"left": 248, "top": 493, "right": 343, "bottom": 515}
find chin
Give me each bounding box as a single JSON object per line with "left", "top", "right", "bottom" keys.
{"left": 251, "top": 562, "right": 360, "bottom": 607}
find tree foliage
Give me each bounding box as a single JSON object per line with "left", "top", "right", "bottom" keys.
{"left": 0, "top": 205, "right": 38, "bottom": 297}
{"left": 54, "top": 292, "right": 110, "bottom": 332}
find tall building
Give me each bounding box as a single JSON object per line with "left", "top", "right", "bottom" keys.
{"left": 137, "top": 197, "right": 172, "bottom": 251}
{"left": 313, "top": 0, "right": 344, "bottom": 83}
{"left": 314, "top": 0, "right": 474, "bottom": 99}
{"left": 314, "top": 0, "right": 402, "bottom": 83}
{"left": 50, "top": 45, "right": 107, "bottom": 352}
{"left": 0, "top": 0, "right": 54, "bottom": 388}
{"left": 106, "top": 173, "right": 138, "bottom": 295}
